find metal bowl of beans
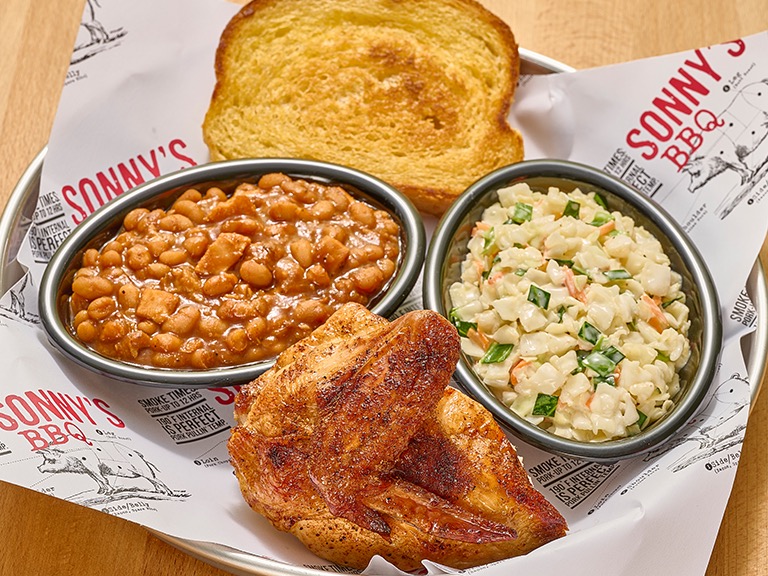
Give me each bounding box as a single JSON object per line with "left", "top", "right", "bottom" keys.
{"left": 39, "top": 158, "right": 425, "bottom": 388}
{"left": 423, "top": 159, "right": 722, "bottom": 462}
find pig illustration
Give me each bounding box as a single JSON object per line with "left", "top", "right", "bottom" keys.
{"left": 37, "top": 441, "right": 172, "bottom": 496}
{"left": 682, "top": 143, "right": 750, "bottom": 193}
{"left": 684, "top": 79, "right": 768, "bottom": 193}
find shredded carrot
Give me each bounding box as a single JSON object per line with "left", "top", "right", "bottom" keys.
{"left": 471, "top": 222, "right": 491, "bottom": 236}
{"left": 586, "top": 393, "right": 595, "bottom": 409}
{"left": 642, "top": 294, "right": 669, "bottom": 332}
{"left": 598, "top": 220, "right": 616, "bottom": 235}
{"left": 474, "top": 259, "right": 484, "bottom": 277}
{"left": 563, "top": 267, "right": 587, "bottom": 303}
{"left": 487, "top": 271, "right": 504, "bottom": 285}
{"left": 467, "top": 327, "right": 490, "bottom": 351}
{"left": 509, "top": 359, "right": 530, "bottom": 384}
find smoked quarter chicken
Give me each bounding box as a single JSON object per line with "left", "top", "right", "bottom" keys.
{"left": 228, "top": 303, "right": 567, "bottom": 570}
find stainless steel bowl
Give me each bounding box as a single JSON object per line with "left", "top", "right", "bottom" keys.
{"left": 39, "top": 158, "right": 425, "bottom": 388}
{"left": 423, "top": 159, "right": 722, "bottom": 461}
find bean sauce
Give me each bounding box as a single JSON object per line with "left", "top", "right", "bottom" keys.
{"left": 67, "top": 173, "right": 401, "bottom": 369}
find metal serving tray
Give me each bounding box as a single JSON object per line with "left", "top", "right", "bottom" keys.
{"left": 1, "top": 48, "right": 765, "bottom": 576}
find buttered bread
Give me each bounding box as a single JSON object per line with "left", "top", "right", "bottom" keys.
{"left": 203, "top": 0, "right": 524, "bottom": 216}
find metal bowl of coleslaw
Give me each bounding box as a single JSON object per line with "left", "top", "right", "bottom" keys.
{"left": 423, "top": 159, "right": 722, "bottom": 462}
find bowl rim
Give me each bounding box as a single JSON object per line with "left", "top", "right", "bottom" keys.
{"left": 423, "top": 158, "right": 723, "bottom": 461}
{"left": 38, "top": 157, "right": 426, "bottom": 388}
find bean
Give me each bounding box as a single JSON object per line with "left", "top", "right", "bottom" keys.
{"left": 138, "top": 320, "right": 158, "bottom": 334}
{"left": 117, "top": 283, "right": 140, "bottom": 309}
{"left": 321, "top": 224, "right": 347, "bottom": 243}
{"left": 350, "top": 265, "right": 386, "bottom": 294}
{"left": 202, "top": 273, "right": 238, "bottom": 297}
{"left": 81, "top": 248, "right": 100, "bottom": 268}
{"left": 170, "top": 200, "right": 205, "bottom": 224}
{"left": 258, "top": 172, "right": 289, "bottom": 189}
{"left": 295, "top": 300, "right": 329, "bottom": 325}
{"left": 222, "top": 218, "right": 261, "bottom": 236}
{"left": 240, "top": 260, "right": 273, "bottom": 288}
{"left": 268, "top": 197, "right": 299, "bottom": 221}
{"left": 377, "top": 258, "right": 397, "bottom": 280}
{"left": 384, "top": 240, "right": 400, "bottom": 260}
{"left": 150, "top": 333, "right": 182, "bottom": 353}
{"left": 72, "top": 275, "right": 114, "bottom": 299}
{"left": 76, "top": 321, "right": 98, "bottom": 342}
{"left": 73, "top": 310, "right": 89, "bottom": 327}
{"left": 190, "top": 348, "right": 214, "bottom": 369}
{"left": 183, "top": 235, "right": 209, "bottom": 258}
{"left": 87, "top": 296, "right": 117, "bottom": 320}
{"left": 103, "top": 241, "right": 124, "bottom": 254}
{"left": 123, "top": 208, "right": 149, "bottom": 230}
{"left": 246, "top": 317, "right": 267, "bottom": 341}
{"left": 349, "top": 201, "right": 376, "bottom": 227}
{"left": 290, "top": 238, "right": 314, "bottom": 269}
{"left": 309, "top": 200, "right": 335, "bottom": 220}
{"left": 126, "top": 244, "right": 153, "bottom": 270}
{"left": 99, "top": 250, "right": 122, "bottom": 268}
{"left": 198, "top": 315, "right": 227, "bottom": 338}
{"left": 135, "top": 209, "right": 164, "bottom": 233}
{"left": 159, "top": 249, "right": 188, "bottom": 266}
{"left": 67, "top": 173, "right": 402, "bottom": 371}
{"left": 225, "top": 328, "right": 249, "bottom": 353}
{"left": 279, "top": 177, "right": 309, "bottom": 197}
{"left": 180, "top": 337, "right": 204, "bottom": 354}
{"left": 158, "top": 213, "right": 194, "bottom": 232}
{"left": 146, "top": 262, "right": 171, "bottom": 279}
{"left": 177, "top": 188, "right": 203, "bottom": 202}
{"left": 205, "top": 187, "right": 227, "bottom": 201}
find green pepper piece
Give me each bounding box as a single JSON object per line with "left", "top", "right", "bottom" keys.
{"left": 563, "top": 200, "right": 581, "bottom": 219}
{"left": 480, "top": 342, "right": 514, "bottom": 364}
{"left": 604, "top": 269, "right": 632, "bottom": 281}
{"left": 589, "top": 212, "right": 614, "bottom": 227}
{"left": 583, "top": 351, "right": 617, "bottom": 377}
{"left": 482, "top": 227, "right": 496, "bottom": 255}
{"left": 593, "top": 192, "right": 609, "bottom": 210}
{"left": 448, "top": 308, "right": 477, "bottom": 338}
{"left": 511, "top": 202, "right": 533, "bottom": 224}
{"left": 578, "top": 321, "right": 601, "bottom": 345}
{"left": 532, "top": 393, "right": 559, "bottom": 417}
{"left": 527, "top": 285, "right": 551, "bottom": 310}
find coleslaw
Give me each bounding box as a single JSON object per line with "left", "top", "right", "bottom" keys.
{"left": 448, "top": 182, "right": 691, "bottom": 441}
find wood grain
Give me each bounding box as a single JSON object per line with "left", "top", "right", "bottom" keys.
{"left": 0, "top": 0, "right": 767, "bottom": 574}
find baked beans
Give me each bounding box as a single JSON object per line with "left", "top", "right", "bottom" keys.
{"left": 67, "top": 173, "right": 401, "bottom": 369}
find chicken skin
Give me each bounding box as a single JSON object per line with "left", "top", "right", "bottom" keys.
{"left": 228, "top": 303, "right": 567, "bottom": 570}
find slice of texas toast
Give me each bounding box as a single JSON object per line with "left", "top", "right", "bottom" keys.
{"left": 203, "top": 0, "right": 523, "bottom": 216}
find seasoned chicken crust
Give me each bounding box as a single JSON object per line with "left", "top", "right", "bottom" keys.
{"left": 229, "top": 303, "right": 567, "bottom": 570}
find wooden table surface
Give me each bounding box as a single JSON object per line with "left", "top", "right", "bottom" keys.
{"left": 1, "top": 0, "right": 767, "bottom": 574}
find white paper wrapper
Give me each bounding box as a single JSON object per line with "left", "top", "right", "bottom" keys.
{"left": 1, "top": 0, "right": 767, "bottom": 573}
